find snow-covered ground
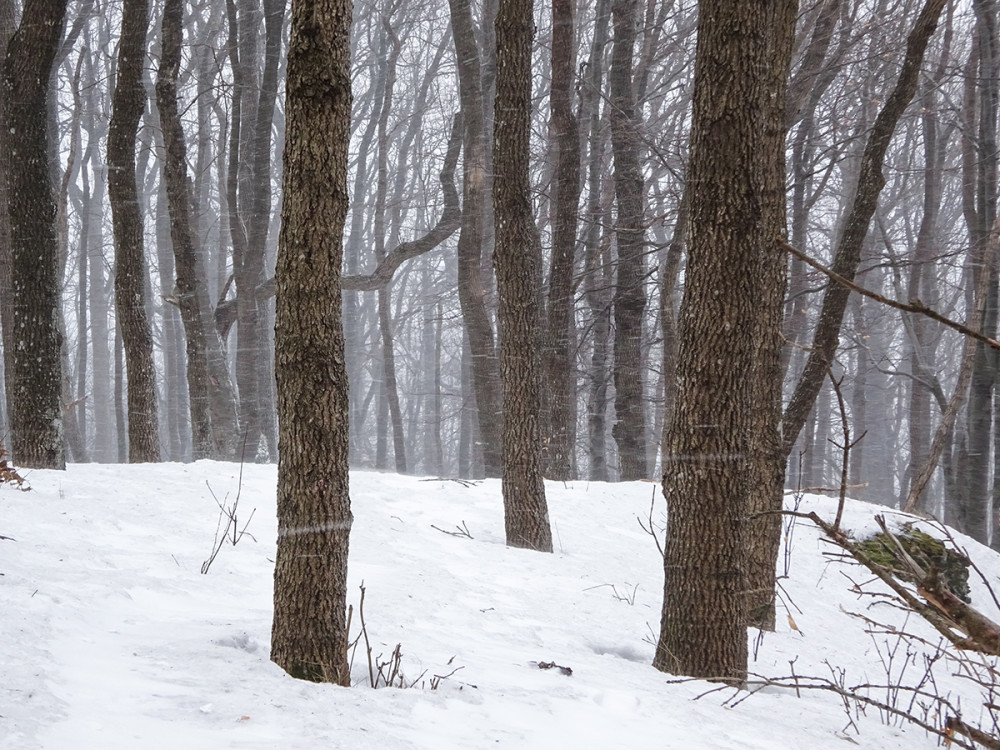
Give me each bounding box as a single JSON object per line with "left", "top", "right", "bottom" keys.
{"left": 2, "top": 462, "right": 997, "bottom": 748}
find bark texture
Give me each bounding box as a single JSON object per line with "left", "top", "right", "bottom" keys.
{"left": 109, "top": 0, "right": 159, "bottom": 462}
{"left": 744, "top": 0, "right": 798, "bottom": 630}
{"left": 494, "top": 0, "right": 553, "bottom": 552}
{"left": 270, "top": 0, "right": 353, "bottom": 685}
{"left": 654, "top": 0, "right": 775, "bottom": 682}
{"left": 2, "top": 0, "right": 67, "bottom": 469}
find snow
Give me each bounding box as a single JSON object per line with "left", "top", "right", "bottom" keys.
{"left": 2, "top": 462, "right": 998, "bottom": 748}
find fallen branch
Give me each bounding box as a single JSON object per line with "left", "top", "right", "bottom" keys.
{"left": 808, "top": 511, "right": 1000, "bottom": 656}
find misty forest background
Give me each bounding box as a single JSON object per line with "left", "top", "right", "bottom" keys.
{"left": 0, "top": 0, "right": 997, "bottom": 541}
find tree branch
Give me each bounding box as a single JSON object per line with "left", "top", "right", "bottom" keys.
{"left": 214, "top": 113, "right": 463, "bottom": 338}
{"left": 782, "top": 240, "right": 1000, "bottom": 350}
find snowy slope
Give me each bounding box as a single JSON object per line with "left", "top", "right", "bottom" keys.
{"left": 2, "top": 462, "right": 998, "bottom": 749}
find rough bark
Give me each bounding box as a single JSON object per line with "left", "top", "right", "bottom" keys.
{"left": 494, "top": 0, "right": 553, "bottom": 552}
{"left": 2, "top": 0, "right": 67, "bottom": 469}
{"left": 744, "top": 0, "right": 798, "bottom": 631}
{"left": 271, "top": 0, "right": 353, "bottom": 685}
{"left": 109, "top": 0, "right": 160, "bottom": 462}
{"left": 654, "top": 0, "right": 779, "bottom": 682}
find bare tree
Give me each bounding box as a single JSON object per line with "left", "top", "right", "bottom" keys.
{"left": 654, "top": 0, "right": 795, "bottom": 681}
{"left": 109, "top": 0, "right": 159, "bottom": 462}
{"left": 608, "top": 0, "right": 647, "bottom": 480}
{"left": 494, "top": 0, "right": 553, "bottom": 551}
{"left": 270, "top": 0, "right": 353, "bottom": 684}
{"left": 2, "top": 0, "right": 67, "bottom": 469}
{"left": 156, "top": 0, "right": 239, "bottom": 460}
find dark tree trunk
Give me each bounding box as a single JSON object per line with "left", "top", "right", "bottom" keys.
{"left": 494, "top": 0, "right": 553, "bottom": 552}
{"left": 654, "top": 0, "right": 790, "bottom": 682}
{"left": 271, "top": 0, "right": 353, "bottom": 685}
{"left": 2, "top": 0, "right": 67, "bottom": 469}
{"left": 743, "top": 0, "right": 797, "bottom": 631}
{"left": 109, "top": 0, "right": 160, "bottom": 462}
{"left": 609, "top": 0, "right": 647, "bottom": 480}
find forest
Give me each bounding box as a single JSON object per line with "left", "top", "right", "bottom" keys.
{"left": 0, "top": 0, "right": 998, "bottom": 676}
{"left": 0, "top": 0, "right": 981, "bottom": 505}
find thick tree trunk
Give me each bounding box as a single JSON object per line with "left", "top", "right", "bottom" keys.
{"left": 494, "top": 0, "right": 553, "bottom": 552}
{"left": 655, "top": 0, "right": 787, "bottom": 682}
{"left": 271, "top": 0, "right": 353, "bottom": 685}
{"left": 2, "top": 0, "right": 67, "bottom": 469}
{"left": 109, "top": 0, "right": 159, "bottom": 462}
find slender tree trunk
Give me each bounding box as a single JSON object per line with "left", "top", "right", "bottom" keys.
{"left": 157, "top": 0, "right": 239, "bottom": 460}
{"left": 373, "top": 17, "right": 406, "bottom": 474}
{"left": 494, "top": 0, "right": 553, "bottom": 552}
{"left": 0, "top": 0, "right": 15, "bottom": 444}
{"left": 109, "top": 0, "right": 160, "bottom": 462}
{"left": 582, "top": 0, "right": 612, "bottom": 482}
{"left": 271, "top": 0, "right": 353, "bottom": 685}
{"left": 609, "top": 0, "right": 647, "bottom": 480}
{"left": 959, "top": 0, "right": 1000, "bottom": 542}
{"left": 743, "top": 0, "right": 797, "bottom": 631}
{"left": 448, "top": 0, "right": 502, "bottom": 477}
{"left": 543, "top": 0, "right": 581, "bottom": 481}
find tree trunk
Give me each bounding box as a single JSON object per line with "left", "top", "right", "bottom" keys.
{"left": 109, "top": 0, "right": 160, "bottom": 462}
{"left": 271, "top": 0, "right": 353, "bottom": 685}
{"left": 494, "top": 0, "right": 553, "bottom": 552}
{"left": 609, "top": 0, "right": 647, "bottom": 481}
{"left": 743, "top": 0, "right": 797, "bottom": 631}
{"left": 543, "top": 0, "right": 581, "bottom": 481}
{"left": 654, "top": 0, "right": 786, "bottom": 682}
{"left": 448, "top": 0, "right": 502, "bottom": 477}
{"left": 0, "top": 0, "right": 14, "bottom": 444}
{"left": 1, "top": 0, "right": 67, "bottom": 469}
{"left": 156, "top": 0, "right": 239, "bottom": 460}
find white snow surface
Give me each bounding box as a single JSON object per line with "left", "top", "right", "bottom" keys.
{"left": 2, "top": 462, "right": 998, "bottom": 748}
